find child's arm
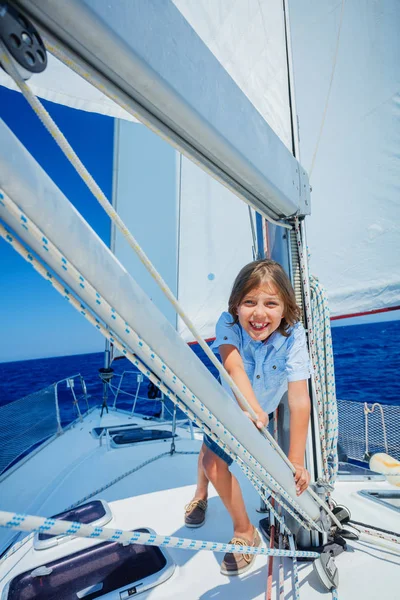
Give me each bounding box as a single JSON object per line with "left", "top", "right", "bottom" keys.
{"left": 287, "top": 379, "right": 311, "bottom": 495}
{"left": 219, "top": 344, "right": 269, "bottom": 429}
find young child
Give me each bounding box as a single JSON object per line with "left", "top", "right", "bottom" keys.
{"left": 184, "top": 259, "right": 311, "bottom": 576}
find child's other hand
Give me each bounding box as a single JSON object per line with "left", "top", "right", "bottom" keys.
{"left": 244, "top": 410, "right": 269, "bottom": 429}
{"left": 291, "top": 462, "right": 310, "bottom": 496}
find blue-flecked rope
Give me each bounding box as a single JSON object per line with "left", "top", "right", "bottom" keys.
{"left": 294, "top": 218, "right": 335, "bottom": 490}
{"left": 0, "top": 451, "right": 196, "bottom": 567}
{"left": 0, "top": 199, "right": 324, "bottom": 533}
{"left": 309, "top": 275, "right": 338, "bottom": 485}
{"left": 288, "top": 535, "right": 300, "bottom": 600}
{"left": 0, "top": 510, "right": 320, "bottom": 559}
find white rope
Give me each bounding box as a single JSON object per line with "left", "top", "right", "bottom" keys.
{"left": 309, "top": 275, "right": 339, "bottom": 485}
{"left": 288, "top": 535, "right": 300, "bottom": 600}
{"left": 364, "top": 403, "right": 389, "bottom": 456}
{"left": 352, "top": 523, "right": 400, "bottom": 547}
{"left": 293, "top": 218, "right": 330, "bottom": 486}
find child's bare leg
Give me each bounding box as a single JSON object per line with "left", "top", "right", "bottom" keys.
{"left": 194, "top": 442, "right": 209, "bottom": 500}
{"left": 203, "top": 446, "right": 253, "bottom": 539}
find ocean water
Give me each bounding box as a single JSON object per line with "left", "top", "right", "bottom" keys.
{"left": 0, "top": 321, "right": 399, "bottom": 421}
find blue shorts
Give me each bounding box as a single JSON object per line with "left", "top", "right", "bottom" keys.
{"left": 203, "top": 412, "right": 274, "bottom": 466}
{"left": 203, "top": 434, "right": 234, "bottom": 466}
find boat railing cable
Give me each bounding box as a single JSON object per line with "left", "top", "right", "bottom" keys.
{"left": 0, "top": 41, "right": 342, "bottom": 528}
{"left": 0, "top": 202, "right": 322, "bottom": 534}
{"left": 364, "top": 402, "right": 389, "bottom": 458}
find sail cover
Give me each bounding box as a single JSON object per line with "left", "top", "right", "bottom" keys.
{"left": 288, "top": 0, "right": 400, "bottom": 317}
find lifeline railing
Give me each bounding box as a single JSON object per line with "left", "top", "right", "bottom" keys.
{"left": 337, "top": 399, "right": 400, "bottom": 462}
{"left": 110, "top": 370, "right": 165, "bottom": 418}
{"left": 0, "top": 374, "right": 90, "bottom": 477}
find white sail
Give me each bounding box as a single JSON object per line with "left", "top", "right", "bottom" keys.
{"left": 176, "top": 156, "right": 255, "bottom": 341}
{"left": 1, "top": 1, "right": 308, "bottom": 343}
{"left": 172, "top": 0, "right": 293, "bottom": 151}
{"left": 0, "top": 52, "right": 135, "bottom": 122}
{"left": 288, "top": 0, "right": 400, "bottom": 318}
{"left": 112, "top": 119, "right": 255, "bottom": 342}
{"left": 4, "top": 1, "right": 398, "bottom": 321}
{"left": 110, "top": 1, "right": 295, "bottom": 341}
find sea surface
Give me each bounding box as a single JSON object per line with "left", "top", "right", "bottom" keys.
{"left": 0, "top": 321, "right": 399, "bottom": 424}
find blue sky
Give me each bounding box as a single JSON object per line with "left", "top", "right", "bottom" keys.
{"left": 0, "top": 86, "right": 113, "bottom": 362}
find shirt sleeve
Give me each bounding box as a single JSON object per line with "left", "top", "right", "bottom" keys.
{"left": 211, "top": 311, "right": 241, "bottom": 354}
{"left": 286, "top": 322, "right": 312, "bottom": 382}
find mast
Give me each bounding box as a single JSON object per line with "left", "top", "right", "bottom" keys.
{"left": 279, "top": 0, "right": 325, "bottom": 546}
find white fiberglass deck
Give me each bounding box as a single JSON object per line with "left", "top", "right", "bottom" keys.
{"left": 0, "top": 408, "right": 399, "bottom": 599}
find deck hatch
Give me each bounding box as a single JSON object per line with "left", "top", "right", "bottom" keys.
{"left": 5, "top": 528, "right": 174, "bottom": 599}
{"left": 34, "top": 500, "right": 112, "bottom": 550}
{"left": 358, "top": 489, "right": 400, "bottom": 513}
{"left": 337, "top": 462, "right": 386, "bottom": 482}
{"left": 110, "top": 428, "right": 176, "bottom": 446}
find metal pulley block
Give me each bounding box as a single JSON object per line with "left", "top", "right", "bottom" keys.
{"left": 0, "top": 3, "right": 47, "bottom": 79}
{"left": 332, "top": 504, "right": 351, "bottom": 525}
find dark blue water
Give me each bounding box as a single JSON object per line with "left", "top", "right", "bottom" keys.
{"left": 0, "top": 321, "right": 399, "bottom": 420}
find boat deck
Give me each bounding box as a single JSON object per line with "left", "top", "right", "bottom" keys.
{"left": 0, "top": 409, "right": 399, "bottom": 599}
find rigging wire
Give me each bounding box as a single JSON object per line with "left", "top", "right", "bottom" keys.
{"left": 248, "top": 205, "right": 258, "bottom": 260}
{"left": 308, "top": 0, "right": 346, "bottom": 179}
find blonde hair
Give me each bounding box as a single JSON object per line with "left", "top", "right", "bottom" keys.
{"left": 228, "top": 259, "right": 300, "bottom": 337}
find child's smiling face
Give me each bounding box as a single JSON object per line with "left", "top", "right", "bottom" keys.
{"left": 236, "top": 283, "right": 285, "bottom": 342}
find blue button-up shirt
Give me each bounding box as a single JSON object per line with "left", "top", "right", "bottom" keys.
{"left": 212, "top": 312, "right": 311, "bottom": 414}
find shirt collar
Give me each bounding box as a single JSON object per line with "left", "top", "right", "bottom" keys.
{"left": 241, "top": 326, "right": 287, "bottom": 352}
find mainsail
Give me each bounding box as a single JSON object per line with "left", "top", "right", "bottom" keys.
{"left": 288, "top": 0, "right": 400, "bottom": 318}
